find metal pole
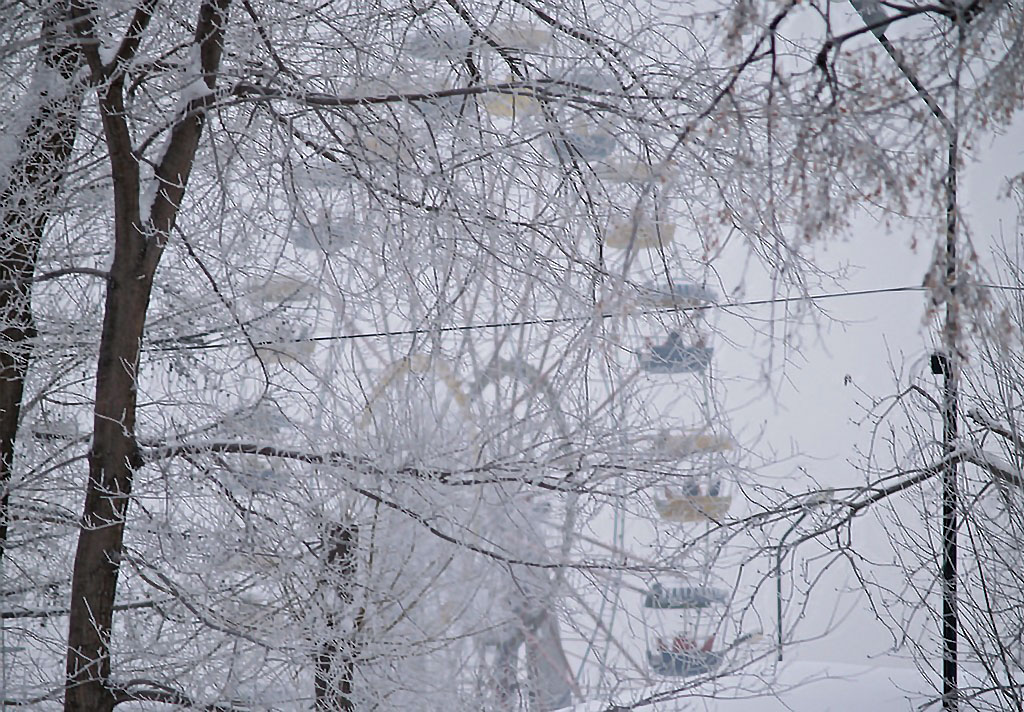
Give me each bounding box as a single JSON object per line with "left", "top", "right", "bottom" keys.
{"left": 847, "top": 3, "right": 959, "bottom": 707}
{"left": 940, "top": 131, "right": 959, "bottom": 712}
{"left": 776, "top": 511, "right": 809, "bottom": 661}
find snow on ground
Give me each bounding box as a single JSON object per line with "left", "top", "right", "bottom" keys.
{"left": 572, "top": 659, "right": 937, "bottom": 711}
{"left": 688, "top": 660, "right": 934, "bottom": 711}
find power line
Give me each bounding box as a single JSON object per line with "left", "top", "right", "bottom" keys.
{"left": 155, "top": 282, "right": 1021, "bottom": 353}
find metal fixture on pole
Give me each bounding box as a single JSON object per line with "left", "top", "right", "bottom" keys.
{"left": 775, "top": 490, "right": 833, "bottom": 662}
{"left": 846, "top": 3, "right": 960, "bottom": 708}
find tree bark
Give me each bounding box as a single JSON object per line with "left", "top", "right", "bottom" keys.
{"left": 0, "top": 4, "right": 84, "bottom": 565}
{"left": 63, "top": 1, "right": 231, "bottom": 710}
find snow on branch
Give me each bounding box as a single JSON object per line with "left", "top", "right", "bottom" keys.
{"left": 964, "top": 447, "right": 1024, "bottom": 490}
{"left": 967, "top": 408, "right": 1024, "bottom": 455}
{"left": 145, "top": 440, "right": 583, "bottom": 492}
{"left": 110, "top": 679, "right": 249, "bottom": 711}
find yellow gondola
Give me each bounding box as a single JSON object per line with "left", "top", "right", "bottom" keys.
{"left": 654, "top": 487, "right": 730, "bottom": 523}
{"left": 653, "top": 430, "right": 736, "bottom": 458}
{"left": 593, "top": 158, "right": 677, "bottom": 185}
{"left": 604, "top": 218, "right": 675, "bottom": 250}
{"left": 481, "top": 89, "right": 540, "bottom": 118}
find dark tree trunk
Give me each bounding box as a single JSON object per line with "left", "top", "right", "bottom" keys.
{"left": 0, "top": 4, "right": 84, "bottom": 565}
{"left": 62, "top": 1, "right": 231, "bottom": 710}
{"left": 315, "top": 521, "right": 359, "bottom": 712}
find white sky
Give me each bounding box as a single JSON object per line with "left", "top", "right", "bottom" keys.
{"left": 727, "top": 116, "right": 1024, "bottom": 669}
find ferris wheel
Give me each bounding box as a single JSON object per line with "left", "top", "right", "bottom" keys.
{"left": 332, "top": 34, "right": 760, "bottom": 702}
{"left": 359, "top": 351, "right": 579, "bottom": 711}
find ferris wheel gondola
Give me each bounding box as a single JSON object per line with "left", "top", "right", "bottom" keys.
{"left": 290, "top": 217, "right": 353, "bottom": 254}
{"left": 635, "top": 280, "right": 718, "bottom": 310}
{"left": 548, "top": 127, "right": 618, "bottom": 162}
{"left": 638, "top": 332, "right": 712, "bottom": 374}
{"left": 481, "top": 86, "right": 540, "bottom": 119}
{"left": 651, "top": 429, "right": 736, "bottom": 459}
{"left": 654, "top": 483, "right": 731, "bottom": 523}
{"left": 592, "top": 158, "right": 677, "bottom": 186}
{"left": 242, "top": 276, "right": 319, "bottom": 365}
{"left": 647, "top": 632, "right": 761, "bottom": 678}
{"left": 604, "top": 217, "right": 676, "bottom": 250}
{"left": 643, "top": 583, "right": 729, "bottom": 610}
{"left": 252, "top": 321, "right": 316, "bottom": 365}
{"left": 245, "top": 276, "right": 315, "bottom": 305}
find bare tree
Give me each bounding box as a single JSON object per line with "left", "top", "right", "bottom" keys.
{"left": 827, "top": 181, "right": 1024, "bottom": 711}
{"left": 1, "top": 0, "right": 1021, "bottom": 711}
{"left": 0, "top": 1, "right": 85, "bottom": 565}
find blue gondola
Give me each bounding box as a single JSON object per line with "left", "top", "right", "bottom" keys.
{"left": 548, "top": 130, "right": 616, "bottom": 161}
{"left": 639, "top": 332, "right": 712, "bottom": 374}
{"left": 643, "top": 583, "right": 728, "bottom": 609}
{"left": 648, "top": 648, "right": 723, "bottom": 678}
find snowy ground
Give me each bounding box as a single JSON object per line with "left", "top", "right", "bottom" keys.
{"left": 572, "top": 659, "right": 938, "bottom": 711}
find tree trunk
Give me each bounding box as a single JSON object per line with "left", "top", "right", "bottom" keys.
{"left": 64, "top": 253, "right": 152, "bottom": 712}
{"left": 63, "top": 1, "right": 231, "bottom": 709}
{"left": 315, "top": 521, "right": 359, "bottom": 711}
{"left": 0, "top": 5, "right": 83, "bottom": 565}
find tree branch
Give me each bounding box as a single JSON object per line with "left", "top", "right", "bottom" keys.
{"left": 110, "top": 679, "right": 249, "bottom": 711}
{"left": 144, "top": 440, "right": 582, "bottom": 492}
{"left": 967, "top": 408, "right": 1024, "bottom": 455}
{"left": 110, "top": 0, "right": 160, "bottom": 71}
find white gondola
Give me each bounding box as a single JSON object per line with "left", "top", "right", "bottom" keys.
{"left": 245, "top": 276, "right": 315, "bottom": 305}
{"left": 486, "top": 22, "right": 553, "bottom": 51}
{"left": 253, "top": 321, "right": 315, "bottom": 364}
{"left": 32, "top": 419, "right": 81, "bottom": 441}
{"left": 556, "top": 68, "right": 621, "bottom": 95}
{"left": 223, "top": 400, "right": 289, "bottom": 435}
{"left": 638, "top": 332, "right": 712, "bottom": 374}
{"left": 226, "top": 467, "right": 290, "bottom": 495}
{"left": 405, "top": 29, "right": 476, "bottom": 61}
{"left": 635, "top": 281, "right": 718, "bottom": 309}
{"left": 406, "top": 23, "right": 550, "bottom": 62}
{"left": 604, "top": 218, "right": 675, "bottom": 250}
{"left": 291, "top": 219, "right": 352, "bottom": 254}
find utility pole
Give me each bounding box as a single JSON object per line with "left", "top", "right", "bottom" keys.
{"left": 847, "top": 2, "right": 959, "bottom": 708}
